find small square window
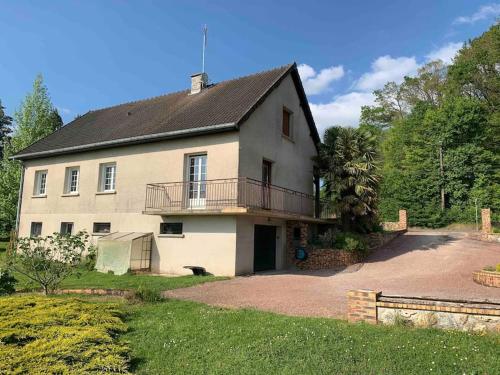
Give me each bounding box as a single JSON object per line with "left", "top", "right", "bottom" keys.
{"left": 60, "top": 222, "right": 74, "bottom": 235}
{"left": 34, "top": 170, "right": 48, "bottom": 196}
{"left": 282, "top": 107, "right": 292, "bottom": 138}
{"left": 93, "top": 222, "right": 111, "bottom": 234}
{"left": 64, "top": 167, "right": 79, "bottom": 194}
{"left": 98, "top": 163, "right": 116, "bottom": 192}
{"left": 160, "top": 222, "right": 183, "bottom": 235}
{"left": 30, "top": 222, "right": 42, "bottom": 237}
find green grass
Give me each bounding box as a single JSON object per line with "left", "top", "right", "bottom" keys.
{"left": 0, "top": 241, "right": 7, "bottom": 252}
{"left": 123, "top": 299, "right": 500, "bottom": 374}
{"left": 0, "top": 249, "right": 226, "bottom": 292}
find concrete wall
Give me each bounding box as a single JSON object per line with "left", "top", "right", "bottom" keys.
{"left": 18, "top": 132, "right": 240, "bottom": 276}
{"left": 235, "top": 216, "right": 287, "bottom": 275}
{"left": 238, "top": 74, "right": 317, "bottom": 195}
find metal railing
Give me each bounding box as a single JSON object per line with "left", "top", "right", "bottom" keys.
{"left": 145, "top": 177, "right": 330, "bottom": 218}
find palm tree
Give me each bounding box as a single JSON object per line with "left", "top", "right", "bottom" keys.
{"left": 316, "top": 127, "right": 380, "bottom": 232}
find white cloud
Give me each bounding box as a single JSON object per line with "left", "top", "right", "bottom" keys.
{"left": 309, "top": 92, "right": 375, "bottom": 134}
{"left": 426, "top": 42, "right": 462, "bottom": 64}
{"left": 57, "top": 107, "right": 72, "bottom": 115}
{"left": 298, "top": 63, "right": 344, "bottom": 95}
{"left": 355, "top": 55, "right": 419, "bottom": 92}
{"left": 453, "top": 3, "right": 500, "bottom": 24}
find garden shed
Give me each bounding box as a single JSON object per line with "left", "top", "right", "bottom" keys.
{"left": 95, "top": 232, "right": 153, "bottom": 275}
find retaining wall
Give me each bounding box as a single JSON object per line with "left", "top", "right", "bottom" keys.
{"left": 473, "top": 270, "right": 500, "bottom": 288}
{"left": 347, "top": 289, "right": 500, "bottom": 333}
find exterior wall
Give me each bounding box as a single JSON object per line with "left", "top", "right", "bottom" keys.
{"left": 18, "top": 132, "right": 240, "bottom": 276}
{"left": 238, "top": 75, "right": 317, "bottom": 195}
{"left": 235, "top": 216, "right": 287, "bottom": 275}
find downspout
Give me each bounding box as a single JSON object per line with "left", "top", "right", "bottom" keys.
{"left": 15, "top": 162, "right": 25, "bottom": 235}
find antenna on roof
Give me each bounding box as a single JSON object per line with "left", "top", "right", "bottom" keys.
{"left": 202, "top": 24, "right": 208, "bottom": 73}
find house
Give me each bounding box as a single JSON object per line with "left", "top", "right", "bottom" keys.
{"left": 13, "top": 63, "right": 327, "bottom": 276}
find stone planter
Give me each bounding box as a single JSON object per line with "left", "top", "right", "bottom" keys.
{"left": 473, "top": 270, "right": 500, "bottom": 288}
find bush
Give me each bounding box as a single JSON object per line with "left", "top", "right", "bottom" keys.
{"left": 0, "top": 269, "right": 16, "bottom": 295}
{"left": 0, "top": 295, "right": 130, "bottom": 373}
{"left": 496, "top": 263, "right": 500, "bottom": 273}
{"left": 335, "top": 232, "right": 367, "bottom": 253}
{"left": 8, "top": 231, "right": 89, "bottom": 294}
{"left": 83, "top": 244, "right": 98, "bottom": 271}
{"left": 131, "top": 285, "right": 164, "bottom": 303}
{"left": 317, "top": 228, "right": 337, "bottom": 248}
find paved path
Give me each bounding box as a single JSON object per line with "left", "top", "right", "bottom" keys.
{"left": 166, "top": 231, "right": 500, "bottom": 318}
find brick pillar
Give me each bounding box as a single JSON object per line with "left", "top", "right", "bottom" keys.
{"left": 481, "top": 208, "right": 491, "bottom": 234}
{"left": 299, "top": 222, "right": 308, "bottom": 247}
{"left": 347, "top": 290, "right": 380, "bottom": 324}
{"left": 398, "top": 209, "right": 408, "bottom": 231}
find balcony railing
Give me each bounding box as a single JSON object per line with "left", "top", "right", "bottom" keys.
{"left": 145, "top": 177, "right": 331, "bottom": 218}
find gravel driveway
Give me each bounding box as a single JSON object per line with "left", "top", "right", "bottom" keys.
{"left": 165, "top": 231, "right": 500, "bottom": 318}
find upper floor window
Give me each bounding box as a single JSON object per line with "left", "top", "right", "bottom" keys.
{"left": 64, "top": 167, "right": 80, "bottom": 194}
{"left": 34, "top": 170, "right": 48, "bottom": 196}
{"left": 98, "top": 162, "right": 116, "bottom": 192}
{"left": 282, "top": 107, "right": 293, "bottom": 138}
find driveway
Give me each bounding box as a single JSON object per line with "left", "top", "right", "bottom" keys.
{"left": 165, "top": 231, "right": 500, "bottom": 318}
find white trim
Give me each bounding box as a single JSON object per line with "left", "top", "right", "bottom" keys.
{"left": 13, "top": 122, "right": 237, "bottom": 160}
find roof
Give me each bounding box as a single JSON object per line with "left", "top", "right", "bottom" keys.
{"left": 14, "top": 63, "right": 320, "bottom": 160}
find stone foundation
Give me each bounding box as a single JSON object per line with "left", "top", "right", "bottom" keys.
{"left": 347, "top": 290, "right": 500, "bottom": 333}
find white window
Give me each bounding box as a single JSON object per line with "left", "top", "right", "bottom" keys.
{"left": 187, "top": 154, "right": 207, "bottom": 208}
{"left": 64, "top": 167, "right": 80, "bottom": 194}
{"left": 34, "top": 170, "right": 48, "bottom": 196}
{"left": 98, "top": 163, "right": 116, "bottom": 192}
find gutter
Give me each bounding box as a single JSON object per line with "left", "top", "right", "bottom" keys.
{"left": 12, "top": 122, "right": 238, "bottom": 160}
{"left": 15, "top": 163, "right": 25, "bottom": 234}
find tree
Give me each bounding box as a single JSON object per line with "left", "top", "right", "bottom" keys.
{"left": 0, "top": 75, "right": 62, "bottom": 235}
{"left": 0, "top": 100, "right": 13, "bottom": 159}
{"left": 317, "top": 127, "right": 380, "bottom": 232}
{"left": 7, "top": 231, "right": 89, "bottom": 295}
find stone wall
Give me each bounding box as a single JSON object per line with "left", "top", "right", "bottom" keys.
{"left": 382, "top": 209, "right": 408, "bottom": 231}
{"left": 481, "top": 208, "right": 491, "bottom": 234}
{"left": 473, "top": 270, "right": 500, "bottom": 288}
{"left": 347, "top": 289, "right": 500, "bottom": 333}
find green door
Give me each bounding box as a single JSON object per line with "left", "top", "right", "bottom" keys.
{"left": 253, "top": 225, "right": 276, "bottom": 272}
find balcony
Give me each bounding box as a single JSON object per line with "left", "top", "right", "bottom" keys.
{"left": 144, "top": 177, "right": 332, "bottom": 221}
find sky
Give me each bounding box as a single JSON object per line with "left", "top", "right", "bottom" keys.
{"left": 0, "top": 1, "right": 498, "bottom": 137}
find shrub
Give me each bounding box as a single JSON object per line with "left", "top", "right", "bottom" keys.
{"left": 335, "top": 232, "right": 367, "bottom": 253}
{"left": 496, "top": 263, "right": 500, "bottom": 273}
{"left": 83, "top": 244, "right": 98, "bottom": 271}
{"left": 317, "top": 228, "right": 337, "bottom": 248}
{"left": 7, "top": 231, "right": 89, "bottom": 295}
{"left": 484, "top": 265, "right": 495, "bottom": 272}
{"left": 0, "top": 295, "right": 130, "bottom": 373}
{"left": 0, "top": 269, "right": 16, "bottom": 295}
{"left": 131, "top": 285, "right": 164, "bottom": 303}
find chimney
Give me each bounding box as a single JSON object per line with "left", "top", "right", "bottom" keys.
{"left": 190, "top": 72, "right": 208, "bottom": 94}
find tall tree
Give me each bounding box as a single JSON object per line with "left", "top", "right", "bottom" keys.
{"left": 0, "top": 100, "right": 13, "bottom": 159}
{"left": 0, "top": 75, "right": 62, "bottom": 235}
{"left": 317, "top": 127, "right": 380, "bottom": 232}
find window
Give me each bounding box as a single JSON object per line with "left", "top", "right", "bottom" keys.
{"left": 160, "top": 222, "right": 183, "bottom": 235}
{"left": 282, "top": 107, "right": 292, "bottom": 138}
{"left": 60, "top": 222, "right": 74, "bottom": 235}
{"left": 64, "top": 167, "right": 80, "bottom": 194}
{"left": 34, "top": 170, "right": 48, "bottom": 196}
{"left": 30, "top": 222, "right": 42, "bottom": 237}
{"left": 93, "top": 222, "right": 111, "bottom": 234}
{"left": 98, "top": 163, "right": 116, "bottom": 192}
{"left": 187, "top": 154, "right": 207, "bottom": 207}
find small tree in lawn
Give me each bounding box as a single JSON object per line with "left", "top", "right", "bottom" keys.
{"left": 8, "top": 231, "right": 89, "bottom": 295}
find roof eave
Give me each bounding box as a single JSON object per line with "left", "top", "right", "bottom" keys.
{"left": 12, "top": 122, "right": 238, "bottom": 161}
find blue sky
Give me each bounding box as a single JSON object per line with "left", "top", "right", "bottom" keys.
{"left": 1, "top": 1, "right": 498, "bottom": 136}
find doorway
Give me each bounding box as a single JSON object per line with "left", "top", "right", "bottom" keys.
{"left": 253, "top": 225, "right": 276, "bottom": 272}
{"left": 188, "top": 154, "right": 207, "bottom": 208}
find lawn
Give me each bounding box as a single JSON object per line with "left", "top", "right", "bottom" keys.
{"left": 123, "top": 299, "right": 500, "bottom": 374}
{"left": 0, "top": 246, "right": 226, "bottom": 292}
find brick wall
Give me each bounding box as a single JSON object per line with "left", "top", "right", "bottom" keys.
{"left": 347, "top": 290, "right": 380, "bottom": 324}
{"left": 473, "top": 270, "right": 500, "bottom": 288}
{"left": 382, "top": 209, "right": 408, "bottom": 231}
{"left": 481, "top": 208, "right": 491, "bottom": 234}
{"left": 347, "top": 289, "right": 500, "bottom": 333}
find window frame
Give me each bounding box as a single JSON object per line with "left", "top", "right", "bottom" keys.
{"left": 34, "top": 170, "right": 48, "bottom": 196}
{"left": 160, "top": 222, "right": 183, "bottom": 235}
{"left": 282, "top": 107, "right": 293, "bottom": 139}
{"left": 98, "top": 162, "right": 116, "bottom": 192}
{"left": 93, "top": 222, "right": 111, "bottom": 234}
{"left": 64, "top": 166, "right": 80, "bottom": 194}
{"left": 30, "top": 222, "right": 42, "bottom": 237}
{"left": 60, "top": 222, "right": 74, "bottom": 235}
